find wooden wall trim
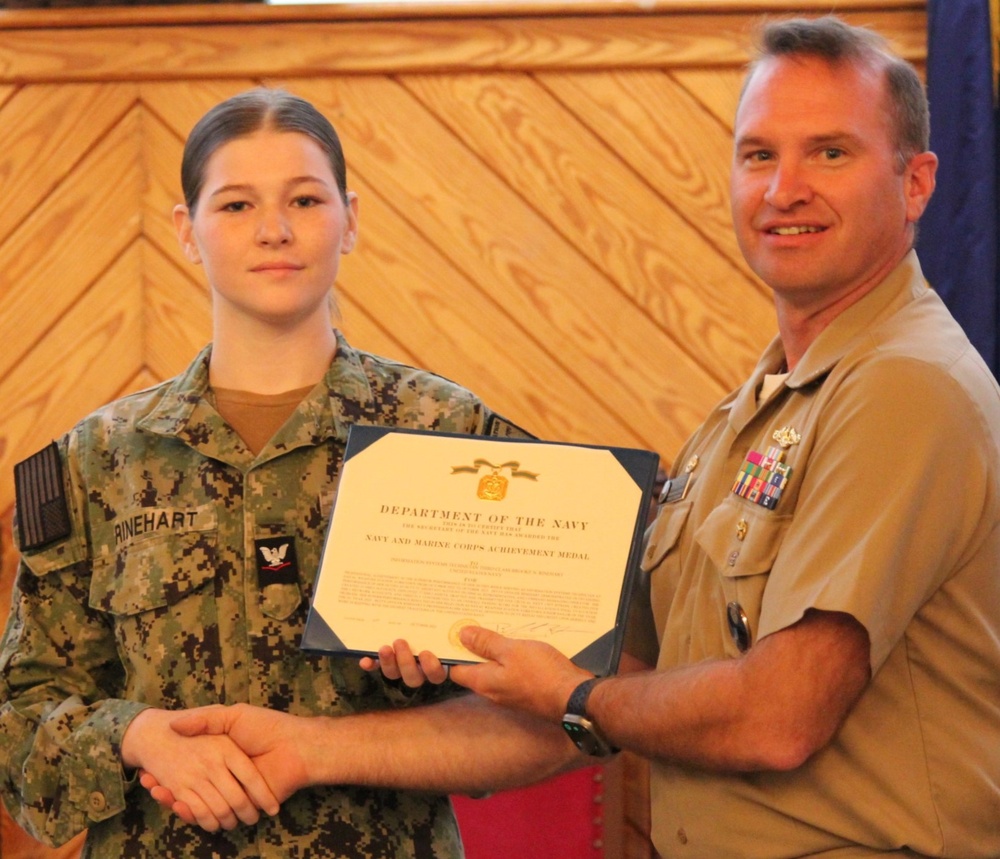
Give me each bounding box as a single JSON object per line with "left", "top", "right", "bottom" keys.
{"left": 0, "top": 0, "right": 927, "bottom": 29}
{"left": 0, "top": 2, "right": 926, "bottom": 83}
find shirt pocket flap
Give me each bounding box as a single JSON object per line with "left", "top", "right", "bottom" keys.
{"left": 694, "top": 497, "right": 790, "bottom": 579}
{"left": 641, "top": 501, "right": 692, "bottom": 572}
{"left": 91, "top": 530, "right": 218, "bottom": 616}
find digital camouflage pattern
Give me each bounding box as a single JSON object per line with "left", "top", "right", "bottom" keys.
{"left": 0, "top": 332, "right": 524, "bottom": 857}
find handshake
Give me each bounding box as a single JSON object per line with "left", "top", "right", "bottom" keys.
{"left": 123, "top": 628, "right": 589, "bottom": 832}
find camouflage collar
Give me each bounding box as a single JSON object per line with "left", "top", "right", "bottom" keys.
{"left": 135, "top": 332, "right": 382, "bottom": 465}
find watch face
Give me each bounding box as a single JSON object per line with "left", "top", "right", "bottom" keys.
{"left": 562, "top": 715, "right": 613, "bottom": 757}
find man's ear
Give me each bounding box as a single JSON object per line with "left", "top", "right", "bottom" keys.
{"left": 904, "top": 151, "right": 938, "bottom": 224}
{"left": 173, "top": 204, "right": 202, "bottom": 265}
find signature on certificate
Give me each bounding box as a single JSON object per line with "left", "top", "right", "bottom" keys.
{"left": 492, "top": 620, "right": 589, "bottom": 640}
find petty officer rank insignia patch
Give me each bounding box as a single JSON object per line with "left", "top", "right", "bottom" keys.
{"left": 732, "top": 443, "right": 794, "bottom": 510}
{"left": 14, "top": 441, "right": 72, "bottom": 551}
{"left": 256, "top": 536, "right": 300, "bottom": 587}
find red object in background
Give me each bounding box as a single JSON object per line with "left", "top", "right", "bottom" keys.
{"left": 452, "top": 766, "right": 605, "bottom": 859}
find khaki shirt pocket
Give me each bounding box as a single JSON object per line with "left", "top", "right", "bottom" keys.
{"left": 694, "top": 496, "right": 791, "bottom": 654}
{"left": 641, "top": 500, "right": 692, "bottom": 573}
{"left": 631, "top": 501, "right": 693, "bottom": 663}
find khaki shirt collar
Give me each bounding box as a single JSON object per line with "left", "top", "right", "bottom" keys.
{"left": 787, "top": 250, "right": 928, "bottom": 388}
{"left": 727, "top": 251, "right": 927, "bottom": 429}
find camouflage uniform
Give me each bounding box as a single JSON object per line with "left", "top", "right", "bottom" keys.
{"left": 0, "top": 332, "right": 521, "bottom": 858}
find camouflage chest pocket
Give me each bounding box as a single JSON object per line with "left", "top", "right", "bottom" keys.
{"left": 694, "top": 496, "right": 791, "bottom": 655}
{"left": 90, "top": 509, "right": 219, "bottom": 697}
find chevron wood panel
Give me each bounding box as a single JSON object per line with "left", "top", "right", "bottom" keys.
{"left": 0, "top": 84, "right": 137, "bottom": 244}
{"left": 0, "top": 105, "right": 143, "bottom": 383}
{"left": 538, "top": 68, "right": 751, "bottom": 278}
{"left": 401, "top": 71, "right": 769, "bottom": 385}
{"left": 0, "top": 245, "right": 145, "bottom": 443}
{"left": 291, "top": 75, "right": 725, "bottom": 450}
{"left": 0, "top": 5, "right": 926, "bottom": 857}
{"left": 142, "top": 239, "right": 214, "bottom": 380}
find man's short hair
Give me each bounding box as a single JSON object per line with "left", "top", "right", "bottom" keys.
{"left": 742, "top": 15, "right": 929, "bottom": 172}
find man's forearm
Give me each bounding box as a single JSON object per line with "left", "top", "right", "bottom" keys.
{"left": 300, "top": 695, "right": 582, "bottom": 794}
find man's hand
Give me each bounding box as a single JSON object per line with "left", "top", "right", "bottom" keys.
{"left": 359, "top": 639, "right": 450, "bottom": 687}
{"left": 122, "top": 707, "right": 279, "bottom": 832}
{"left": 143, "top": 705, "right": 313, "bottom": 824}
{"left": 449, "top": 627, "right": 591, "bottom": 722}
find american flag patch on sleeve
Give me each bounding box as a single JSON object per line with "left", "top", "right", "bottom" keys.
{"left": 14, "top": 441, "right": 72, "bottom": 551}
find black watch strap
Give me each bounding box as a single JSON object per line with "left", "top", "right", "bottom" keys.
{"left": 566, "top": 677, "right": 601, "bottom": 717}
{"left": 562, "top": 677, "right": 618, "bottom": 757}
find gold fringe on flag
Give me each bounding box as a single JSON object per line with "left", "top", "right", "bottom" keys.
{"left": 992, "top": 0, "right": 1000, "bottom": 103}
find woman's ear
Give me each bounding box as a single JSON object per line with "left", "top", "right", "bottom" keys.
{"left": 340, "top": 192, "right": 360, "bottom": 254}
{"left": 173, "top": 204, "right": 202, "bottom": 265}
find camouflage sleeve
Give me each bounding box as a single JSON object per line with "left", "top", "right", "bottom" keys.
{"left": 0, "top": 438, "right": 148, "bottom": 846}
{"left": 0, "top": 556, "right": 149, "bottom": 846}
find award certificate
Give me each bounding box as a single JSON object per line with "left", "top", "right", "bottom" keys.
{"left": 302, "top": 426, "right": 659, "bottom": 675}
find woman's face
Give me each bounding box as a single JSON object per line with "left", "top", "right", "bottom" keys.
{"left": 174, "top": 128, "right": 358, "bottom": 330}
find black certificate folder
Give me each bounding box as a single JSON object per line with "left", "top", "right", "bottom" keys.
{"left": 302, "top": 425, "right": 659, "bottom": 677}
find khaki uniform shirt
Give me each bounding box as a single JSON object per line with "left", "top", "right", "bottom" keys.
{"left": 0, "top": 332, "right": 522, "bottom": 858}
{"left": 629, "top": 253, "right": 1000, "bottom": 858}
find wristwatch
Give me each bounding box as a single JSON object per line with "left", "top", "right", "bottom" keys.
{"left": 561, "top": 677, "right": 618, "bottom": 757}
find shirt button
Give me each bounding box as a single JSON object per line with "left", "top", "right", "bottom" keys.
{"left": 88, "top": 791, "right": 107, "bottom": 813}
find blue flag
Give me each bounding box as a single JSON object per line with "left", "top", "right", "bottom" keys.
{"left": 918, "top": 0, "right": 1000, "bottom": 376}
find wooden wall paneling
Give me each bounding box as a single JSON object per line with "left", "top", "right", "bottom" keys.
{"left": 404, "top": 71, "right": 772, "bottom": 389}
{"left": 538, "top": 69, "right": 753, "bottom": 283}
{"left": 138, "top": 92, "right": 192, "bottom": 268}
{"left": 125, "top": 367, "right": 164, "bottom": 396}
{"left": 0, "top": 83, "right": 136, "bottom": 246}
{"left": 336, "top": 287, "right": 421, "bottom": 369}
{"left": 288, "top": 76, "right": 721, "bottom": 456}
{"left": 0, "top": 102, "right": 143, "bottom": 383}
{"left": 0, "top": 244, "right": 145, "bottom": 509}
{"left": 139, "top": 79, "right": 265, "bottom": 149}
{"left": 141, "top": 241, "right": 213, "bottom": 381}
{"left": 137, "top": 90, "right": 215, "bottom": 380}
{"left": 333, "top": 171, "right": 634, "bottom": 445}
{"left": 669, "top": 68, "right": 745, "bottom": 130}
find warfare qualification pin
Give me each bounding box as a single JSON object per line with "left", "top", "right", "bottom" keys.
{"left": 772, "top": 426, "right": 801, "bottom": 449}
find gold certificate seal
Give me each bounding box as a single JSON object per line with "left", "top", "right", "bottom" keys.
{"left": 449, "top": 618, "right": 480, "bottom": 651}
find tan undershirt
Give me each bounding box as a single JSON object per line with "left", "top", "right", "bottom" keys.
{"left": 210, "top": 384, "right": 315, "bottom": 455}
